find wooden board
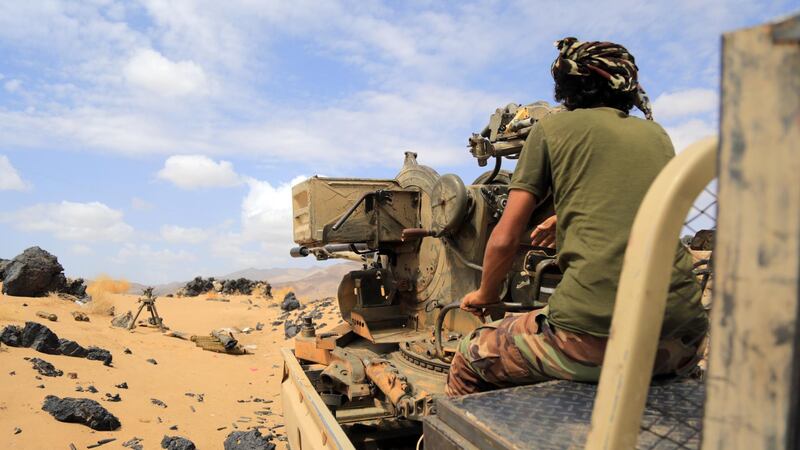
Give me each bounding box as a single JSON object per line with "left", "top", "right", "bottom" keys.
{"left": 703, "top": 14, "right": 800, "bottom": 450}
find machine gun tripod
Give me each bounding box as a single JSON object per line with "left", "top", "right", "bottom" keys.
{"left": 129, "top": 287, "right": 167, "bottom": 331}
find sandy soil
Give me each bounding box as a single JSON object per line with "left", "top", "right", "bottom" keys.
{"left": 0, "top": 285, "right": 341, "bottom": 449}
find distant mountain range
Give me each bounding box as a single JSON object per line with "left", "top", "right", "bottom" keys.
{"left": 127, "top": 262, "right": 361, "bottom": 298}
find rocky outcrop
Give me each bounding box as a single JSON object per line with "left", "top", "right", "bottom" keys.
{"left": 21, "top": 321, "right": 61, "bottom": 354}
{"left": 222, "top": 278, "right": 255, "bottom": 295}
{"left": 0, "top": 258, "right": 10, "bottom": 280}
{"left": 280, "top": 292, "right": 300, "bottom": 311}
{"left": 2, "top": 247, "right": 66, "bottom": 297}
{"left": 42, "top": 396, "right": 121, "bottom": 431}
{"left": 177, "top": 276, "right": 271, "bottom": 297}
{"left": 62, "top": 278, "right": 88, "bottom": 298}
{"left": 111, "top": 311, "right": 134, "bottom": 328}
{"left": 0, "top": 325, "right": 23, "bottom": 347}
{"left": 58, "top": 338, "right": 89, "bottom": 357}
{"left": 0, "top": 322, "right": 112, "bottom": 364}
{"left": 179, "top": 277, "right": 215, "bottom": 297}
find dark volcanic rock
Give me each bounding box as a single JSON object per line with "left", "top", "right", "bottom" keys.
{"left": 0, "top": 258, "right": 10, "bottom": 281}
{"left": 42, "top": 396, "right": 121, "bottom": 431}
{"left": 62, "top": 278, "right": 88, "bottom": 298}
{"left": 21, "top": 322, "right": 61, "bottom": 354}
{"left": 2, "top": 247, "right": 67, "bottom": 297}
{"left": 29, "top": 357, "right": 63, "bottom": 377}
{"left": 222, "top": 278, "right": 255, "bottom": 295}
{"left": 86, "top": 347, "right": 113, "bottom": 366}
{"left": 284, "top": 321, "right": 299, "bottom": 339}
{"left": 280, "top": 292, "right": 300, "bottom": 311}
{"left": 0, "top": 325, "right": 23, "bottom": 347}
{"left": 58, "top": 338, "right": 89, "bottom": 357}
{"left": 224, "top": 429, "right": 275, "bottom": 450}
{"left": 161, "top": 435, "right": 197, "bottom": 450}
{"left": 182, "top": 277, "right": 215, "bottom": 297}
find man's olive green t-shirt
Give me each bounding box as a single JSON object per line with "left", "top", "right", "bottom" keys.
{"left": 509, "top": 107, "right": 707, "bottom": 338}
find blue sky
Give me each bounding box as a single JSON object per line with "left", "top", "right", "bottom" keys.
{"left": 0, "top": 0, "right": 795, "bottom": 284}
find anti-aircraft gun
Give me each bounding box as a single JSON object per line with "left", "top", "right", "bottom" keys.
{"left": 283, "top": 101, "right": 563, "bottom": 447}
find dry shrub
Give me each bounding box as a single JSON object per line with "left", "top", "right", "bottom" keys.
{"left": 86, "top": 275, "right": 130, "bottom": 315}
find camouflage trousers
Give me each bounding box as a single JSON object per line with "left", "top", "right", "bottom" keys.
{"left": 445, "top": 308, "right": 705, "bottom": 397}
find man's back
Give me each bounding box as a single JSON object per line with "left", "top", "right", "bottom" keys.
{"left": 511, "top": 107, "right": 707, "bottom": 338}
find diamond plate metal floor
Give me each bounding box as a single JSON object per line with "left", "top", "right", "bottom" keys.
{"left": 433, "top": 378, "right": 704, "bottom": 450}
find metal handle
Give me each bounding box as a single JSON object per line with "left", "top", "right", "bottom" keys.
{"left": 401, "top": 228, "right": 435, "bottom": 241}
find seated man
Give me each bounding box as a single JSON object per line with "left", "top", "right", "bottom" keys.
{"left": 446, "top": 37, "right": 708, "bottom": 396}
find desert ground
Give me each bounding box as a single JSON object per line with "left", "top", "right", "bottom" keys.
{"left": 0, "top": 281, "right": 342, "bottom": 449}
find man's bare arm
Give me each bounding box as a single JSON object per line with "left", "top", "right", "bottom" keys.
{"left": 461, "top": 189, "right": 537, "bottom": 314}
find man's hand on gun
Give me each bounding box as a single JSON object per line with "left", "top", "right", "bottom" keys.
{"left": 530, "top": 215, "right": 557, "bottom": 248}
{"left": 460, "top": 289, "right": 501, "bottom": 318}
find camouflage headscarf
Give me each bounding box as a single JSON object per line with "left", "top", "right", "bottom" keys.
{"left": 551, "top": 37, "right": 653, "bottom": 120}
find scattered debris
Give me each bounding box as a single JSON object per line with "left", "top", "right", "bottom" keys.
{"left": 29, "top": 357, "right": 63, "bottom": 377}
{"left": 104, "top": 393, "right": 121, "bottom": 402}
{"left": 116, "top": 382, "right": 128, "bottom": 389}
{"left": 122, "top": 437, "right": 144, "bottom": 450}
{"left": 36, "top": 311, "right": 58, "bottom": 322}
{"left": 123, "top": 348, "right": 133, "bottom": 354}
{"left": 111, "top": 311, "right": 134, "bottom": 329}
{"left": 71, "top": 311, "right": 90, "bottom": 322}
{"left": 86, "top": 346, "right": 113, "bottom": 366}
{"left": 42, "top": 396, "right": 121, "bottom": 431}
{"left": 283, "top": 321, "right": 300, "bottom": 339}
{"left": 36, "top": 384, "right": 45, "bottom": 389}
{"left": 87, "top": 385, "right": 99, "bottom": 393}
{"left": 146, "top": 358, "right": 158, "bottom": 365}
{"left": 224, "top": 429, "right": 276, "bottom": 450}
{"left": 13, "top": 427, "right": 21, "bottom": 435}
{"left": 192, "top": 334, "right": 248, "bottom": 355}
{"left": 161, "top": 435, "right": 196, "bottom": 450}
{"left": 170, "top": 425, "right": 178, "bottom": 430}
{"left": 255, "top": 322, "right": 264, "bottom": 331}
{"left": 212, "top": 330, "right": 239, "bottom": 350}
{"left": 165, "top": 331, "right": 191, "bottom": 340}
{"left": 67, "top": 372, "right": 78, "bottom": 379}
{"left": 151, "top": 398, "right": 168, "bottom": 408}
{"left": 87, "top": 438, "right": 117, "bottom": 448}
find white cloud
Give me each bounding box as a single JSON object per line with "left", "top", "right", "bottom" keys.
{"left": 0, "top": 155, "right": 29, "bottom": 191}
{"left": 4, "top": 79, "right": 21, "bottom": 92}
{"left": 114, "top": 243, "right": 196, "bottom": 264}
{"left": 160, "top": 224, "right": 210, "bottom": 244}
{"left": 124, "top": 48, "right": 209, "bottom": 97}
{"left": 210, "top": 175, "right": 307, "bottom": 267}
{"left": 4, "top": 201, "right": 133, "bottom": 241}
{"left": 71, "top": 244, "right": 94, "bottom": 255}
{"left": 653, "top": 89, "right": 718, "bottom": 120}
{"left": 157, "top": 155, "right": 241, "bottom": 189}
{"left": 665, "top": 119, "right": 717, "bottom": 153}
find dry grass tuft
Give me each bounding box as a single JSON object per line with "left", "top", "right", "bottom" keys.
{"left": 86, "top": 275, "right": 130, "bottom": 315}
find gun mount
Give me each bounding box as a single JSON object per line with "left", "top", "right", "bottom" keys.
{"left": 284, "top": 101, "right": 564, "bottom": 447}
